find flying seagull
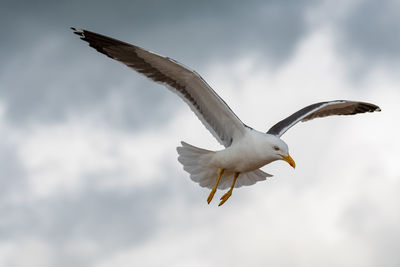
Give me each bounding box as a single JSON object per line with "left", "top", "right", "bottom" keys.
{"left": 71, "top": 28, "right": 381, "bottom": 206}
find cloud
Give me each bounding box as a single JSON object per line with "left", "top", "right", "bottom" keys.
{"left": 0, "top": 1, "right": 399, "bottom": 266}
{"left": 339, "top": 0, "right": 400, "bottom": 60}
{"left": 0, "top": 0, "right": 316, "bottom": 127}
{"left": 0, "top": 183, "right": 178, "bottom": 267}
{"left": 306, "top": 0, "right": 400, "bottom": 77}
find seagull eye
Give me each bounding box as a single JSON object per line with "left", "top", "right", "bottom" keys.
{"left": 273, "top": 146, "right": 280, "bottom": 151}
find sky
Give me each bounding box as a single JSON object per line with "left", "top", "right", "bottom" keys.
{"left": 0, "top": 0, "right": 399, "bottom": 266}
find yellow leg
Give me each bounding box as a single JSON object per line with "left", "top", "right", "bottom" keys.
{"left": 207, "top": 168, "right": 224, "bottom": 204}
{"left": 219, "top": 172, "right": 239, "bottom": 206}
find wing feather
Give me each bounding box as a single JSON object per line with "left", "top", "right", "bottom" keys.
{"left": 267, "top": 100, "right": 381, "bottom": 137}
{"left": 72, "top": 28, "right": 246, "bottom": 147}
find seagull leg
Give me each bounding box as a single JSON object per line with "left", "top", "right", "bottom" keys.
{"left": 219, "top": 172, "right": 239, "bottom": 206}
{"left": 207, "top": 168, "right": 224, "bottom": 204}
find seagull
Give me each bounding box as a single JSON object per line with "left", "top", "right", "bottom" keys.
{"left": 72, "top": 28, "right": 381, "bottom": 206}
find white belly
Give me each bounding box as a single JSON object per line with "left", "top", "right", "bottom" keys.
{"left": 212, "top": 130, "right": 276, "bottom": 173}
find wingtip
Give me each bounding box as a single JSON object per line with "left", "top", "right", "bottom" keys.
{"left": 71, "top": 27, "right": 84, "bottom": 36}
{"left": 361, "top": 102, "right": 381, "bottom": 113}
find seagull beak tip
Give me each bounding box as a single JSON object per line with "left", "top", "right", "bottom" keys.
{"left": 281, "top": 154, "right": 296, "bottom": 169}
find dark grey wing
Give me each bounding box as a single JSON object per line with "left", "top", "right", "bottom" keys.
{"left": 267, "top": 100, "right": 381, "bottom": 137}
{"left": 72, "top": 28, "right": 246, "bottom": 147}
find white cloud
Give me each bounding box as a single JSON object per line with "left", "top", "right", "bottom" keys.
{"left": 15, "top": 115, "right": 180, "bottom": 197}
{"left": 0, "top": 237, "right": 55, "bottom": 267}
{"left": 1, "top": 3, "right": 399, "bottom": 267}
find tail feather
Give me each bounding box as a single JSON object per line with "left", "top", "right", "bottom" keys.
{"left": 236, "top": 169, "right": 272, "bottom": 187}
{"left": 177, "top": 141, "right": 273, "bottom": 190}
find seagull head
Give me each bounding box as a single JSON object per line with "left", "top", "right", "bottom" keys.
{"left": 268, "top": 136, "right": 296, "bottom": 169}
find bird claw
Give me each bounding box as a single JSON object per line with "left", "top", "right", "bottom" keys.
{"left": 218, "top": 190, "right": 232, "bottom": 206}
{"left": 207, "top": 168, "right": 225, "bottom": 204}
{"left": 207, "top": 188, "right": 217, "bottom": 204}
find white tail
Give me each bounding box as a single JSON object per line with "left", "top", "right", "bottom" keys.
{"left": 177, "top": 141, "right": 272, "bottom": 189}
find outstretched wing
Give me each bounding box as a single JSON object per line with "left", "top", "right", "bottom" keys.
{"left": 72, "top": 28, "right": 246, "bottom": 147}
{"left": 267, "top": 100, "right": 381, "bottom": 137}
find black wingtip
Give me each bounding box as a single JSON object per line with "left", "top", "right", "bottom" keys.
{"left": 71, "top": 27, "right": 84, "bottom": 37}
{"left": 366, "top": 103, "right": 381, "bottom": 113}
{"left": 352, "top": 102, "right": 381, "bottom": 114}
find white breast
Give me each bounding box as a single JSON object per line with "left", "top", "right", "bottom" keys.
{"left": 212, "top": 129, "right": 276, "bottom": 173}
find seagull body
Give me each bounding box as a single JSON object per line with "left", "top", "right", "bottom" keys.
{"left": 213, "top": 130, "right": 287, "bottom": 173}
{"left": 72, "top": 28, "right": 380, "bottom": 206}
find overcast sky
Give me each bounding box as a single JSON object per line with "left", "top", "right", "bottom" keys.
{"left": 1, "top": 0, "right": 399, "bottom": 266}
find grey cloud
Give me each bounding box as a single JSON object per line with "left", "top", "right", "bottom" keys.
{"left": 0, "top": 140, "right": 28, "bottom": 202}
{"left": 338, "top": 187, "right": 400, "bottom": 266}
{"left": 1, "top": 1, "right": 398, "bottom": 266}
{"left": 0, "top": 128, "right": 202, "bottom": 267}
{"left": 0, "top": 173, "right": 189, "bottom": 267}
{"left": 334, "top": 0, "right": 400, "bottom": 76}
{"left": 0, "top": 0, "right": 314, "bottom": 127}
{"left": 0, "top": 28, "right": 179, "bottom": 130}
{"left": 340, "top": 0, "right": 400, "bottom": 59}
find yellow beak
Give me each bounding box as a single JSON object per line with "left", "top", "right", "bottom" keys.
{"left": 280, "top": 154, "right": 296, "bottom": 169}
